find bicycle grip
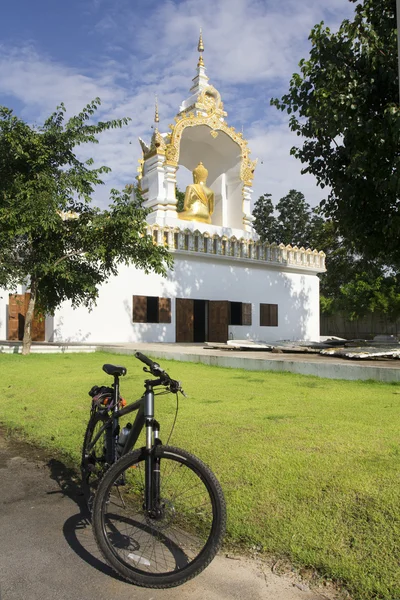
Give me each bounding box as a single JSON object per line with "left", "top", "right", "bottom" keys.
{"left": 135, "top": 351, "right": 159, "bottom": 370}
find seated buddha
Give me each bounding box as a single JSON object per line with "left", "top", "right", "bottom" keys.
{"left": 179, "top": 162, "right": 214, "bottom": 224}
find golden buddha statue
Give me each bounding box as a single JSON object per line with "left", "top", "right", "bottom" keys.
{"left": 179, "top": 162, "right": 214, "bottom": 224}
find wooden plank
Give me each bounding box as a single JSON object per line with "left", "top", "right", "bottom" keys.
{"left": 158, "top": 297, "right": 171, "bottom": 324}
{"left": 208, "top": 301, "right": 229, "bottom": 343}
{"left": 132, "top": 295, "right": 147, "bottom": 323}
{"left": 176, "top": 298, "right": 194, "bottom": 342}
{"left": 242, "top": 303, "right": 252, "bottom": 326}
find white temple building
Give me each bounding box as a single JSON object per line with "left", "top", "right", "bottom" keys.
{"left": 0, "top": 33, "right": 325, "bottom": 345}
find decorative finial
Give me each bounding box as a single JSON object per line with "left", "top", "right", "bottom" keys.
{"left": 198, "top": 28, "right": 204, "bottom": 53}
{"left": 154, "top": 95, "right": 159, "bottom": 124}
{"left": 197, "top": 28, "right": 205, "bottom": 67}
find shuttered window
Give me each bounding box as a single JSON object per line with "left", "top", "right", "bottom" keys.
{"left": 242, "top": 303, "right": 252, "bottom": 326}
{"left": 132, "top": 296, "right": 171, "bottom": 324}
{"left": 229, "top": 302, "right": 252, "bottom": 326}
{"left": 260, "top": 304, "right": 278, "bottom": 327}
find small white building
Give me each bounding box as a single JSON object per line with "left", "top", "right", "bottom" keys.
{"left": 0, "top": 35, "right": 325, "bottom": 345}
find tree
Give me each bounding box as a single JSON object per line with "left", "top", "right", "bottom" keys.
{"left": 176, "top": 186, "right": 185, "bottom": 212}
{"left": 274, "top": 189, "right": 313, "bottom": 246}
{"left": 271, "top": 0, "right": 400, "bottom": 268}
{"left": 252, "top": 190, "right": 400, "bottom": 327}
{"left": 252, "top": 193, "right": 276, "bottom": 242}
{"left": 0, "top": 99, "right": 172, "bottom": 354}
{"left": 252, "top": 189, "right": 320, "bottom": 247}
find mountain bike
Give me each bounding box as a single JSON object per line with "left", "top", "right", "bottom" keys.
{"left": 81, "top": 351, "right": 226, "bottom": 588}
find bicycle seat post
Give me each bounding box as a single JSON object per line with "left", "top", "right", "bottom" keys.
{"left": 113, "top": 374, "right": 120, "bottom": 413}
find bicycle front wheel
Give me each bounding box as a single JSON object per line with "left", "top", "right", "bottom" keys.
{"left": 92, "top": 445, "right": 226, "bottom": 588}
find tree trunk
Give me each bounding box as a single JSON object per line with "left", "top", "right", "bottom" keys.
{"left": 22, "top": 280, "right": 37, "bottom": 355}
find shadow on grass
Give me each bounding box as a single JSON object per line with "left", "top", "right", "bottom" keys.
{"left": 46, "top": 458, "right": 126, "bottom": 582}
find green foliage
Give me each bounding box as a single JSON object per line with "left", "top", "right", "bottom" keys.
{"left": 176, "top": 186, "right": 185, "bottom": 212}
{"left": 0, "top": 99, "right": 172, "bottom": 350}
{"left": 251, "top": 193, "right": 275, "bottom": 242}
{"left": 253, "top": 191, "right": 400, "bottom": 321}
{"left": 271, "top": 0, "right": 400, "bottom": 268}
{"left": 252, "top": 189, "right": 321, "bottom": 248}
{"left": 1, "top": 351, "right": 400, "bottom": 600}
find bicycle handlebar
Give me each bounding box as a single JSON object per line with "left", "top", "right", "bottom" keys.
{"left": 134, "top": 351, "right": 186, "bottom": 396}
{"left": 135, "top": 351, "right": 159, "bottom": 371}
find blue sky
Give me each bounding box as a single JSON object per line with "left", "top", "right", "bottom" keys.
{"left": 1, "top": 0, "right": 355, "bottom": 209}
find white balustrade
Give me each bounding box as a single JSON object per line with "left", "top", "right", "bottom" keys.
{"left": 146, "top": 226, "right": 325, "bottom": 271}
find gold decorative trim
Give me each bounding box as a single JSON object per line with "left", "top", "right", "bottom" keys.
{"left": 165, "top": 105, "right": 256, "bottom": 186}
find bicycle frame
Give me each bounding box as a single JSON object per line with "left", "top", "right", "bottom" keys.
{"left": 88, "top": 375, "right": 162, "bottom": 512}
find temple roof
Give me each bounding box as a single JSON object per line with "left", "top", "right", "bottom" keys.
{"left": 178, "top": 30, "right": 226, "bottom": 120}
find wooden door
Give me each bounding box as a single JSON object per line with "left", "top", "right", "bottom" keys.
{"left": 176, "top": 298, "right": 194, "bottom": 342}
{"left": 208, "top": 301, "right": 229, "bottom": 343}
{"left": 8, "top": 294, "right": 24, "bottom": 341}
{"left": 8, "top": 293, "right": 45, "bottom": 341}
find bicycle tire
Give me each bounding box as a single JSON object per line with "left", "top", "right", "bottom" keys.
{"left": 92, "top": 445, "right": 226, "bottom": 588}
{"left": 81, "top": 409, "right": 111, "bottom": 509}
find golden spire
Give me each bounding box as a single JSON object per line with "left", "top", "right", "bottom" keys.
{"left": 197, "top": 28, "right": 205, "bottom": 67}
{"left": 154, "top": 95, "right": 159, "bottom": 124}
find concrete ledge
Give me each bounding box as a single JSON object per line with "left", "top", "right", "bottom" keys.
{"left": 100, "top": 345, "right": 400, "bottom": 383}
{"left": 0, "top": 342, "right": 96, "bottom": 354}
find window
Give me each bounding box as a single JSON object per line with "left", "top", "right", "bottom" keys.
{"left": 260, "top": 303, "right": 278, "bottom": 327}
{"left": 229, "top": 302, "right": 252, "bottom": 326}
{"left": 132, "top": 296, "right": 171, "bottom": 323}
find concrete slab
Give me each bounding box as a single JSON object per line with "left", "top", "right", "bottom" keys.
{"left": 100, "top": 342, "right": 400, "bottom": 383}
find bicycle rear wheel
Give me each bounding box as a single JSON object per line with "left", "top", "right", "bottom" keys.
{"left": 92, "top": 445, "right": 226, "bottom": 588}
{"left": 81, "top": 410, "right": 111, "bottom": 509}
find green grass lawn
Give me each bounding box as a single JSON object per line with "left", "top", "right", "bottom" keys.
{"left": 0, "top": 351, "right": 399, "bottom": 600}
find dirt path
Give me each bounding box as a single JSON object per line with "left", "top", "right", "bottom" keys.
{"left": 0, "top": 431, "right": 339, "bottom": 600}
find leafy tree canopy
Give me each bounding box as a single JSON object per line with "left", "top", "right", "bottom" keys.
{"left": 271, "top": 0, "right": 400, "bottom": 268}
{"left": 252, "top": 189, "right": 400, "bottom": 322}
{"left": 0, "top": 99, "right": 172, "bottom": 353}
{"left": 252, "top": 189, "right": 322, "bottom": 248}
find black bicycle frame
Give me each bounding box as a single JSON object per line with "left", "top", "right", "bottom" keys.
{"left": 89, "top": 376, "right": 161, "bottom": 512}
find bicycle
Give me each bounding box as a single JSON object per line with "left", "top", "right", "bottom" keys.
{"left": 81, "top": 351, "right": 226, "bottom": 588}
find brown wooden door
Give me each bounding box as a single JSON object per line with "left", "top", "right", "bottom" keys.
{"left": 176, "top": 298, "right": 194, "bottom": 342}
{"left": 208, "top": 301, "right": 229, "bottom": 343}
{"left": 8, "top": 293, "right": 45, "bottom": 341}
{"left": 8, "top": 294, "right": 24, "bottom": 340}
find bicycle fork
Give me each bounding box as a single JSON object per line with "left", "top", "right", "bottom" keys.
{"left": 144, "top": 385, "right": 162, "bottom": 515}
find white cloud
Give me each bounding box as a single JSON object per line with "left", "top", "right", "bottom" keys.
{"left": 0, "top": 0, "right": 354, "bottom": 211}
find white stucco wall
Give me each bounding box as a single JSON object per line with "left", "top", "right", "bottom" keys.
{"left": 0, "top": 288, "right": 9, "bottom": 340}
{"left": 40, "top": 254, "right": 321, "bottom": 344}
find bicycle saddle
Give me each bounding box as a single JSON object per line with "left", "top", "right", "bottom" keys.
{"left": 102, "top": 364, "right": 127, "bottom": 377}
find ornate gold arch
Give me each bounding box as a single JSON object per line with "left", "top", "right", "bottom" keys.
{"left": 164, "top": 95, "right": 257, "bottom": 187}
